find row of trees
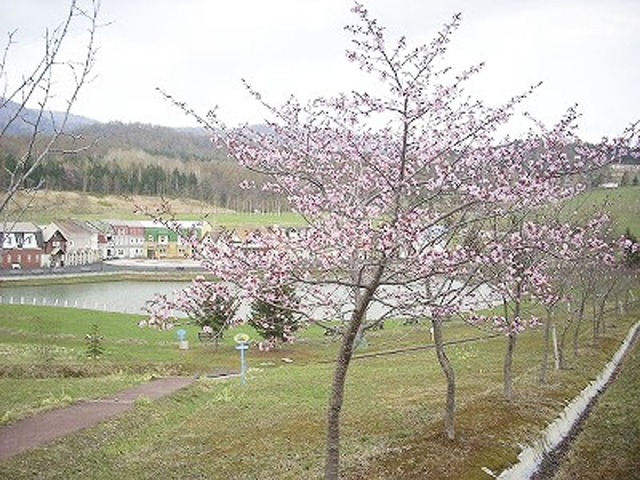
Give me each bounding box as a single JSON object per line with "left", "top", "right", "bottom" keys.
{"left": 145, "top": 279, "right": 299, "bottom": 349}
{"left": 0, "top": 145, "right": 289, "bottom": 212}
{"left": 145, "top": 4, "right": 639, "bottom": 479}
{"left": 0, "top": 154, "right": 200, "bottom": 198}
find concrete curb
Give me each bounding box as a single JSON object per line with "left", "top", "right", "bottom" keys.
{"left": 496, "top": 319, "right": 640, "bottom": 479}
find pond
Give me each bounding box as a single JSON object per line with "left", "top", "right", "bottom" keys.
{"left": 0, "top": 281, "right": 190, "bottom": 316}
{"left": 0, "top": 280, "right": 498, "bottom": 321}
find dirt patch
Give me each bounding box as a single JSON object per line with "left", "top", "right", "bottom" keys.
{"left": 349, "top": 393, "right": 550, "bottom": 479}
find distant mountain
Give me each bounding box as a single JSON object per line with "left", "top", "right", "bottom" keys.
{"left": 0, "top": 98, "right": 100, "bottom": 135}
{"left": 176, "top": 123, "right": 273, "bottom": 136}
{"left": 175, "top": 126, "right": 210, "bottom": 136}
{"left": 75, "top": 121, "right": 226, "bottom": 162}
{"left": 0, "top": 98, "right": 278, "bottom": 163}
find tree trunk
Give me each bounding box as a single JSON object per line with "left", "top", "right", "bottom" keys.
{"left": 503, "top": 295, "right": 520, "bottom": 401}
{"left": 353, "top": 284, "right": 367, "bottom": 349}
{"left": 431, "top": 316, "right": 456, "bottom": 440}
{"left": 552, "top": 325, "right": 560, "bottom": 370}
{"left": 591, "top": 301, "right": 598, "bottom": 342}
{"left": 598, "top": 280, "right": 616, "bottom": 336}
{"left": 539, "top": 308, "right": 552, "bottom": 384}
{"left": 558, "top": 326, "right": 567, "bottom": 370}
{"left": 324, "top": 273, "right": 380, "bottom": 480}
{"left": 572, "top": 293, "right": 586, "bottom": 358}
{"left": 504, "top": 332, "right": 517, "bottom": 400}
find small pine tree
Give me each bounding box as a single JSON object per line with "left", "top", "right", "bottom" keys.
{"left": 633, "top": 175, "right": 639, "bottom": 186}
{"left": 85, "top": 324, "right": 104, "bottom": 360}
{"left": 249, "top": 286, "right": 299, "bottom": 342}
{"left": 188, "top": 295, "right": 237, "bottom": 338}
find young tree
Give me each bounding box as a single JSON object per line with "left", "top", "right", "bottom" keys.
{"left": 249, "top": 285, "right": 300, "bottom": 347}
{"left": 146, "top": 277, "right": 239, "bottom": 341}
{"left": 470, "top": 216, "right": 620, "bottom": 395}
{"left": 153, "top": 3, "right": 637, "bottom": 478}
{"left": 470, "top": 220, "right": 546, "bottom": 400}
{"left": 85, "top": 323, "right": 104, "bottom": 360}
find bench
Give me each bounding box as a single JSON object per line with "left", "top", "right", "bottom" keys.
{"left": 198, "top": 332, "right": 216, "bottom": 342}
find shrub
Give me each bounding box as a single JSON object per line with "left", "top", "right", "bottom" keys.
{"left": 85, "top": 324, "right": 105, "bottom": 360}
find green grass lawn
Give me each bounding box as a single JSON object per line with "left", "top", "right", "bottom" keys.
{"left": 0, "top": 302, "right": 638, "bottom": 479}
{"left": 553, "top": 336, "right": 640, "bottom": 480}
{"left": 204, "top": 211, "right": 305, "bottom": 228}
{"left": 0, "top": 304, "right": 485, "bottom": 376}
{"left": 15, "top": 189, "right": 306, "bottom": 229}
{"left": 30, "top": 211, "right": 306, "bottom": 229}
{"left": 564, "top": 186, "right": 640, "bottom": 236}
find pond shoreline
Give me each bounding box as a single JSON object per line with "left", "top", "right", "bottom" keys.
{"left": 0, "top": 271, "right": 215, "bottom": 288}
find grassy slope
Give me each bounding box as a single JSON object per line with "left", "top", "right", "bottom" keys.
{"left": 0, "top": 304, "right": 637, "bottom": 479}
{"left": 553, "top": 337, "right": 640, "bottom": 480}
{"left": 15, "top": 186, "right": 639, "bottom": 232}
{"left": 15, "top": 190, "right": 304, "bottom": 228}
{"left": 0, "top": 305, "right": 477, "bottom": 425}
{"left": 563, "top": 186, "right": 640, "bottom": 236}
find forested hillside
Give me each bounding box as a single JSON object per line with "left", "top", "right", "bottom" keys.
{"left": 0, "top": 121, "right": 287, "bottom": 213}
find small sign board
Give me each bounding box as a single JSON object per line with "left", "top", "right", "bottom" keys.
{"left": 234, "top": 333, "right": 250, "bottom": 385}
{"left": 234, "top": 333, "right": 250, "bottom": 344}
{"left": 177, "top": 329, "right": 187, "bottom": 341}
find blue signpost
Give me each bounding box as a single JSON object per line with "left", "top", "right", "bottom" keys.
{"left": 177, "top": 329, "right": 188, "bottom": 351}
{"left": 234, "top": 333, "right": 250, "bottom": 385}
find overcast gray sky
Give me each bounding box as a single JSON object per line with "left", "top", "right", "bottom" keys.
{"left": 1, "top": 0, "right": 638, "bottom": 140}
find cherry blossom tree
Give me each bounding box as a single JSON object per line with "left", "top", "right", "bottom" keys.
{"left": 470, "top": 220, "right": 544, "bottom": 401}
{"left": 152, "top": 3, "right": 638, "bottom": 477}
{"left": 469, "top": 216, "right": 621, "bottom": 395}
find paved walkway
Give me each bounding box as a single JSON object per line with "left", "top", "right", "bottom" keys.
{"left": 0, "top": 376, "right": 200, "bottom": 461}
